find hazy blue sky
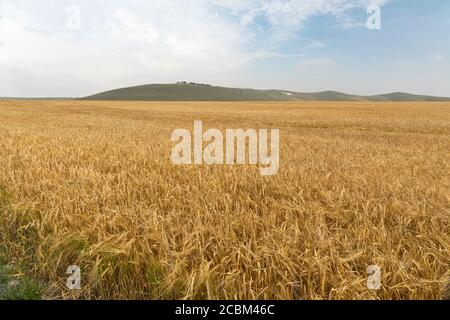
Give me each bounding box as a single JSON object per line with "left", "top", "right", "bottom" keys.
{"left": 0, "top": 0, "right": 449, "bottom": 97}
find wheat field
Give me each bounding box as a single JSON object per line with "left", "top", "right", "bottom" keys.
{"left": 0, "top": 100, "right": 448, "bottom": 300}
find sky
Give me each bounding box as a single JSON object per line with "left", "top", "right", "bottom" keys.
{"left": 0, "top": 0, "right": 449, "bottom": 97}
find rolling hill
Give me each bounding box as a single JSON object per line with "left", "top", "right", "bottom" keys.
{"left": 80, "top": 83, "right": 450, "bottom": 102}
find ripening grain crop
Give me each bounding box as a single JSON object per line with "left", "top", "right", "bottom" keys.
{"left": 0, "top": 100, "right": 449, "bottom": 299}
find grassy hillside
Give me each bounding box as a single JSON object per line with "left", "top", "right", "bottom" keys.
{"left": 83, "top": 83, "right": 304, "bottom": 101}
{"left": 368, "top": 92, "right": 450, "bottom": 102}
{"left": 81, "top": 83, "right": 450, "bottom": 101}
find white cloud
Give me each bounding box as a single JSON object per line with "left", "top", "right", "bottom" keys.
{"left": 429, "top": 52, "right": 444, "bottom": 63}
{"left": 214, "top": 0, "right": 391, "bottom": 33}
{"left": 307, "top": 40, "right": 326, "bottom": 48}
{"left": 0, "top": 0, "right": 397, "bottom": 97}
{"left": 0, "top": 0, "right": 256, "bottom": 96}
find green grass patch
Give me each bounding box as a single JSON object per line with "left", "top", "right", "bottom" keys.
{"left": 0, "top": 251, "right": 42, "bottom": 300}
{"left": 0, "top": 185, "right": 42, "bottom": 300}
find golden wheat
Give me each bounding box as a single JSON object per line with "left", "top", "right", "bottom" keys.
{"left": 0, "top": 100, "right": 449, "bottom": 300}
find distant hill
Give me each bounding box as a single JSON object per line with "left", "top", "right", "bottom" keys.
{"left": 74, "top": 83, "right": 450, "bottom": 102}
{"left": 367, "top": 92, "right": 450, "bottom": 102}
